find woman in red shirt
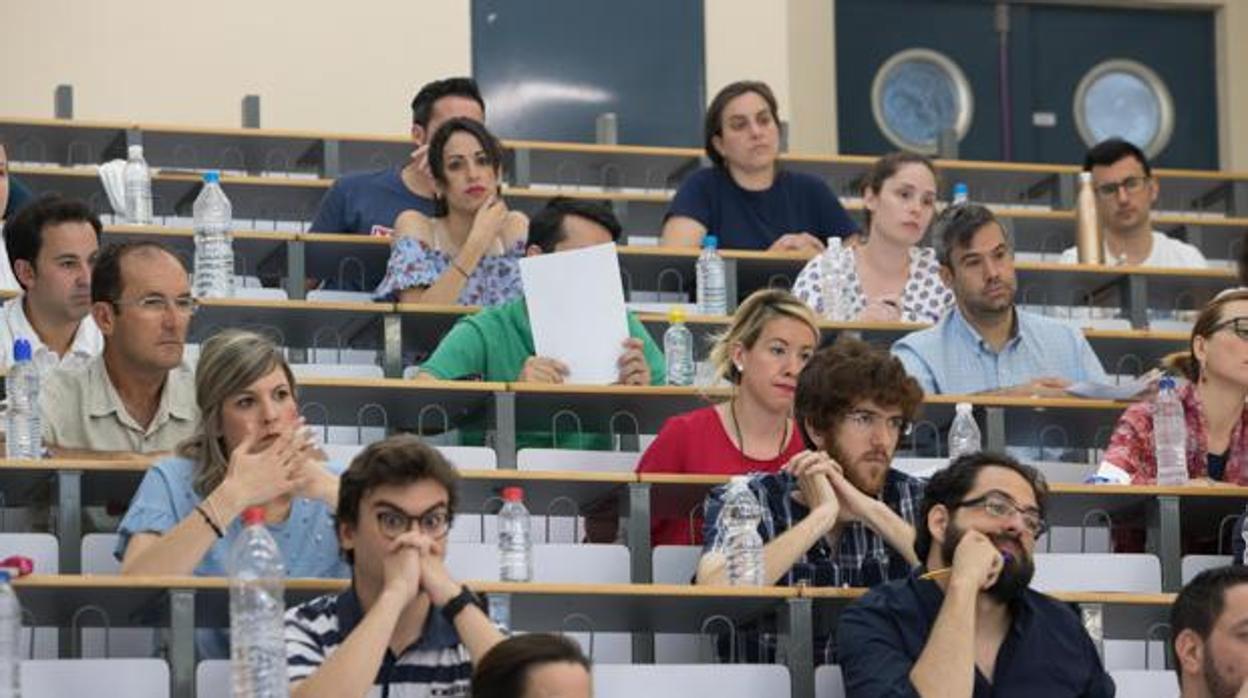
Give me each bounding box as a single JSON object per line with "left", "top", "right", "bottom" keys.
{"left": 638, "top": 288, "right": 820, "bottom": 545}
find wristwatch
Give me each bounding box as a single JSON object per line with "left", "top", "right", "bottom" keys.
{"left": 440, "top": 585, "right": 483, "bottom": 624}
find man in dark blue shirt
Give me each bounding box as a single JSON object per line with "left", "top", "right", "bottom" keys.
{"left": 308, "top": 77, "right": 485, "bottom": 235}
{"left": 837, "top": 451, "right": 1114, "bottom": 698}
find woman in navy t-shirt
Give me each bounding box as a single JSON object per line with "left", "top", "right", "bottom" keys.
{"left": 661, "top": 80, "right": 857, "bottom": 252}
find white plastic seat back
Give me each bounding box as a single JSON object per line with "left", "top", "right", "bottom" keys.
{"left": 1032, "top": 553, "right": 1162, "bottom": 593}
{"left": 233, "top": 285, "right": 288, "bottom": 301}
{"left": 1182, "top": 555, "right": 1234, "bottom": 584}
{"left": 1108, "top": 670, "right": 1179, "bottom": 698}
{"left": 81, "top": 532, "right": 121, "bottom": 574}
{"left": 438, "top": 446, "right": 497, "bottom": 470}
{"left": 593, "top": 664, "right": 790, "bottom": 698}
{"left": 1102, "top": 640, "right": 1168, "bottom": 671}
{"left": 307, "top": 289, "right": 375, "bottom": 303}
{"left": 196, "top": 659, "right": 230, "bottom": 698}
{"left": 0, "top": 533, "right": 57, "bottom": 658}
{"left": 889, "top": 458, "right": 946, "bottom": 479}
{"left": 517, "top": 448, "right": 641, "bottom": 473}
{"left": 815, "top": 665, "right": 847, "bottom": 698}
{"left": 79, "top": 532, "right": 159, "bottom": 658}
{"left": 20, "top": 658, "right": 169, "bottom": 698}
{"left": 652, "top": 545, "right": 705, "bottom": 662}
{"left": 291, "top": 363, "right": 384, "bottom": 379}
{"left": 320, "top": 442, "right": 366, "bottom": 465}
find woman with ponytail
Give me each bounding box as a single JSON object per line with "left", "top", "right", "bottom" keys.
{"left": 1099, "top": 289, "right": 1248, "bottom": 484}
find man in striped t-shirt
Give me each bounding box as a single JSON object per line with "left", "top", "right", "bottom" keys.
{"left": 285, "top": 435, "right": 504, "bottom": 697}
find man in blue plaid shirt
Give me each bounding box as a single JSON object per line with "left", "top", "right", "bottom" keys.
{"left": 697, "top": 337, "right": 927, "bottom": 590}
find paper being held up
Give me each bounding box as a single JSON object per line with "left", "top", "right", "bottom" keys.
{"left": 1066, "top": 369, "right": 1162, "bottom": 401}
{"left": 520, "top": 243, "right": 629, "bottom": 384}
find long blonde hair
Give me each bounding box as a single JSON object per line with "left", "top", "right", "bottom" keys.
{"left": 181, "top": 330, "right": 296, "bottom": 497}
{"left": 708, "top": 288, "right": 821, "bottom": 385}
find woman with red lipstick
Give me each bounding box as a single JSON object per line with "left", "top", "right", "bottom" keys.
{"left": 636, "top": 289, "right": 820, "bottom": 545}
{"left": 375, "top": 117, "right": 528, "bottom": 306}
{"left": 115, "top": 330, "right": 347, "bottom": 657}
{"left": 792, "top": 152, "right": 953, "bottom": 324}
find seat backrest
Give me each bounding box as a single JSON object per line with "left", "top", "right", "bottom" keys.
{"left": 196, "top": 659, "right": 230, "bottom": 698}
{"left": 517, "top": 448, "right": 641, "bottom": 473}
{"left": 593, "top": 664, "right": 789, "bottom": 698}
{"left": 1108, "top": 670, "right": 1179, "bottom": 698}
{"left": 0, "top": 533, "right": 58, "bottom": 574}
{"left": 21, "top": 659, "right": 169, "bottom": 698}
{"left": 234, "top": 286, "right": 289, "bottom": 301}
{"left": 814, "top": 665, "right": 846, "bottom": 698}
{"left": 306, "top": 289, "right": 375, "bottom": 304}
{"left": 81, "top": 532, "right": 122, "bottom": 574}
{"left": 889, "top": 457, "right": 946, "bottom": 479}
{"left": 291, "top": 363, "right": 384, "bottom": 379}
{"left": 1182, "top": 555, "right": 1234, "bottom": 584}
{"left": 653, "top": 545, "right": 701, "bottom": 585}
{"left": 439, "top": 446, "right": 498, "bottom": 470}
{"left": 1032, "top": 553, "right": 1162, "bottom": 593}
{"left": 445, "top": 543, "right": 630, "bottom": 583}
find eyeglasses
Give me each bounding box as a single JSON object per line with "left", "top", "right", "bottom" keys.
{"left": 952, "top": 492, "right": 1047, "bottom": 537}
{"left": 1211, "top": 316, "right": 1248, "bottom": 341}
{"left": 111, "top": 295, "right": 198, "bottom": 316}
{"left": 1094, "top": 175, "right": 1150, "bottom": 198}
{"left": 375, "top": 505, "right": 451, "bottom": 540}
{"left": 843, "top": 409, "right": 912, "bottom": 437}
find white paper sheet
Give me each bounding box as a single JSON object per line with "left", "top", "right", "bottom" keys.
{"left": 1066, "top": 369, "right": 1162, "bottom": 401}
{"left": 520, "top": 243, "right": 629, "bottom": 384}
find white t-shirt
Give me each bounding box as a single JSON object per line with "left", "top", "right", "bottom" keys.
{"left": 0, "top": 295, "right": 103, "bottom": 375}
{"left": 1060, "top": 231, "right": 1207, "bottom": 268}
{"left": 0, "top": 226, "right": 22, "bottom": 293}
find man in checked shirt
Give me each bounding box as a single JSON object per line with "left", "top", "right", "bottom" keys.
{"left": 697, "top": 336, "right": 927, "bottom": 591}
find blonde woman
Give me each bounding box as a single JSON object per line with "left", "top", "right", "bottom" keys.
{"left": 636, "top": 289, "right": 820, "bottom": 544}
{"left": 116, "top": 330, "right": 347, "bottom": 654}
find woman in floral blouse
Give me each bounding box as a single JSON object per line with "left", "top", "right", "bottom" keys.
{"left": 374, "top": 117, "right": 528, "bottom": 306}
{"left": 1099, "top": 289, "right": 1248, "bottom": 485}
{"left": 792, "top": 152, "right": 953, "bottom": 324}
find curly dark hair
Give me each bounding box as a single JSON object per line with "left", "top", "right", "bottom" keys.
{"left": 794, "top": 335, "right": 924, "bottom": 447}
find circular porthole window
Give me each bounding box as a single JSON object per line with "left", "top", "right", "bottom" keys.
{"left": 871, "top": 48, "right": 974, "bottom": 154}
{"left": 1073, "top": 59, "right": 1174, "bottom": 159}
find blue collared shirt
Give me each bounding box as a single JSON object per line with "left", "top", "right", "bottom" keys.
{"left": 891, "top": 307, "right": 1108, "bottom": 394}
{"left": 837, "top": 571, "right": 1115, "bottom": 698}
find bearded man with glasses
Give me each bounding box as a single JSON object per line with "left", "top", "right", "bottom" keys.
{"left": 286, "top": 434, "right": 503, "bottom": 698}
{"left": 838, "top": 451, "right": 1114, "bottom": 698}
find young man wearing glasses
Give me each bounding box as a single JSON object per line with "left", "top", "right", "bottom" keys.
{"left": 838, "top": 451, "right": 1114, "bottom": 698}
{"left": 41, "top": 241, "right": 198, "bottom": 456}
{"left": 1060, "top": 137, "right": 1205, "bottom": 268}
{"left": 697, "top": 337, "right": 926, "bottom": 591}
{"left": 286, "top": 434, "right": 503, "bottom": 698}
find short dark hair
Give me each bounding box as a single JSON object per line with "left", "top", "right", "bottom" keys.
{"left": 1170, "top": 566, "right": 1248, "bottom": 683}
{"left": 471, "top": 633, "right": 591, "bottom": 698}
{"left": 704, "top": 81, "right": 779, "bottom": 168}
{"left": 795, "top": 336, "right": 924, "bottom": 447}
{"left": 428, "top": 117, "right": 504, "bottom": 188}
{"left": 527, "top": 197, "right": 622, "bottom": 253}
{"left": 913, "top": 451, "right": 1049, "bottom": 562}
{"left": 931, "top": 202, "right": 1011, "bottom": 269}
{"left": 410, "top": 77, "right": 485, "bottom": 129}
{"left": 1084, "top": 137, "right": 1151, "bottom": 177}
{"left": 90, "top": 241, "right": 186, "bottom": 306}
{"left": 336, "top": 434, "right": 460, "bottom": 564}
{"left": 860, "top": 151, "right": 938, "bottom": 234}
{"left": 3, "top": 195, "right": 101, "bottom": 285}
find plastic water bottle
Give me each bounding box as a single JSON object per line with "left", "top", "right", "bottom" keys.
{"left": 952, "top": 182, "right": 969, "bottom": 205}
{"left": 498, "top": 487, "right": 532, "bottom": 582}
{"left": 1154, "top": 377, "right": 1189, "bottom": 486}
{"left": 948, "top": 402, "right": 981, "bottom": 462}
{"left": 819, "top": 236, "right": 850, "bottom": 321}
{"left": 0, "top": 570, "right": 19, "bottom": 698}
{"left": 192, "top": 171, "right": 235, "bottom": 298}
{"left": 719, "top": 476, "right": 765, "bottom": 587}
{"left": 124, "top": 145, "right": 153, "bottom": 225}
{"left": 664, "top": 307, "right": 695, "bottom": 386}
{"left": 6, "top": 340, "right": 42, "bottom": 460}
{"left": 696, "top": 235, "right": 727, "bottom": 316}
{"left": 229, "top": 507, "right": 289, "bottom": 698}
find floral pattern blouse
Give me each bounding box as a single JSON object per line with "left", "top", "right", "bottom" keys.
{"left": 791, "top": 245, "right": 953, "bottom": 323}
{"left": 1101, "top": 381, "right": 1248, "bottom": 485}
{"left": 373, "top": 236, "right": 525, "bottom": 306}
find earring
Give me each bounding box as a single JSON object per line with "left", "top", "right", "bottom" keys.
{"left": 734, "top": 362, "right": 743, "bottom": 373}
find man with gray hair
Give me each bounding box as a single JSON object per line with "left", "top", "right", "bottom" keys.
{"left": 891, "top": 204, "right": 1107, "bottom": 396}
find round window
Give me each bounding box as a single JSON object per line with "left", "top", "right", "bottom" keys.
{"left": 871, "top": 48, "right": 974, "bottom": 154}
{"left": 1073, "top": 59, "right": 1174, "bottom": 159}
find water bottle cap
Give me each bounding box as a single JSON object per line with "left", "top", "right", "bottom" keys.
{"left": 955, "top": 401, "right": 973, "bottom": 414}
{"left": 0, "top": 569, "right": 9, "bottom": 583}
{"left": 1079, "top": 171, "right": 1093, "bottom": 183}
{"left": 127, "top": 144, "right": 144, "bottom": 158}
{"left": 667, "top": 307, "right": 686, "bottom": 323}
{"left": 203, "top": 171, "right": 221, "bottom": 184}
{"left": 702, "top": 235, "right": 719, "bottom": 250}
{"left": 1159, "top": 376, "right": 1176, "bottom": 391}
{"left": 12, "top": 338, "right": 32, "bottom": 362}
{"left": 242, "top": 507, "right": 266, "bottom": 526}
{"left": 953, "top": 182, "right": 968, "bottom": 194}
{"left": 502, "top": 486, "right": 524, "bottom": 502}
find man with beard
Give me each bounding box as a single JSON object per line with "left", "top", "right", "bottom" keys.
{"left": 837, "top": 452, "right": 1114, "bottom": 698}
{"left": 891, "top": 204, "right": 1108, "bottom": 396}
{"left": 696, "top": 336, "right": 926, "bottom": 590}
{"left": 1172, "top": 566, "right": 1248, "bottom": 698}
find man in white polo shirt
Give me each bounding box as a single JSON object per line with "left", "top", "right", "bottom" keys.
{"left": 0, "top": 195, "right": 102, "bottom": 374}
{"left": 1061, "top": 138, "right": 1205, "bottom": 268}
